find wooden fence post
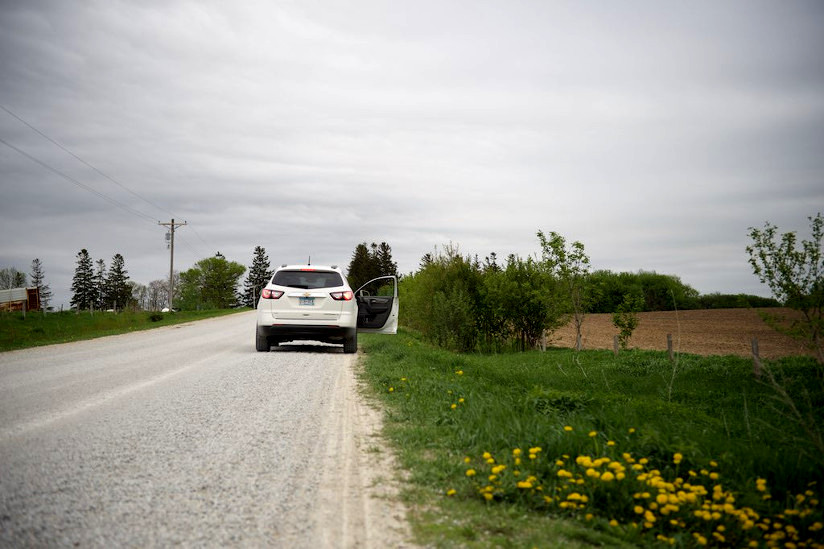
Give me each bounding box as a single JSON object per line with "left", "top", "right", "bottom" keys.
{"left": 613, "top": 335, "right": 619, "bottom": 356}
{"left": 667, "top": 334, "right": 674, "bottom": 363}
{"left": 751, "top": 337, "right": 762, "bottom": 379}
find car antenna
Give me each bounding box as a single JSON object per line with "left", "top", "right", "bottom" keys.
{"left": 308, "top": 255, "right": 311, "bottom": 265}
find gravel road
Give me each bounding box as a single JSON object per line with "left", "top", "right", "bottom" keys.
{"left": 0, "top": 311, "right": 410, "bottom": 547}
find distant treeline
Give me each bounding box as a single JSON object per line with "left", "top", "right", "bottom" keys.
{"left": 586, "top": 269, "right": 781, "bottom": 313}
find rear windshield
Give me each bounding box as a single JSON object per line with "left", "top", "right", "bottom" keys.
{"left": 272, "top": 270, "right": 344, "bottom": 289}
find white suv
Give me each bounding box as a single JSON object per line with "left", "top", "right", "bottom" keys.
{"left": 255, "top": 264, "right": 398, "bottom": 353}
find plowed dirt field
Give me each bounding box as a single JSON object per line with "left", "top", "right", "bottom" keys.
{"left": 553, "top": 308, "right": 812, "bottom": 359}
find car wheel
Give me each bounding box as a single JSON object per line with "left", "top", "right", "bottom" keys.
{"left": 256, "top": 332, "right": 270, "bottom": 352}
{"left": 343, "top": 333, "right": 357, "bottom": 354}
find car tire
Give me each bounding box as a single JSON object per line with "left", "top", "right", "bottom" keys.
{"left": 256, "top": 332, "right": 270, "bottom": 352}
{"left": 343, "top": 333, "right": 357, "bottom": 354}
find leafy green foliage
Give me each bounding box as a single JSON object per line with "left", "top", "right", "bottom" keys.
{"left": 589, "top": 270, "right": 700, "bottom": 313}
{"left": 178, "top": 252, "right": 245, "bottom": 309}
{"left": 747, "top": 213, "right": 823, "bottom": 363}
{"left": 612, "top": 292, "right": 644, "bottom": 350}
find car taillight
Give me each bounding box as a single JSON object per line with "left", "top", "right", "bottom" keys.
{"left": 261, "top": 289, "right": 284, "bottom": 299}
{"left": 330, "top": 291, "right": 353, "bottom": 301}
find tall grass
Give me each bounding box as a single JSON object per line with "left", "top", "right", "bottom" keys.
{"left": 360, "top": 330, "right": 824, "bottom": 547}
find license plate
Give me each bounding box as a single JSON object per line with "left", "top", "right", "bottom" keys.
{"left": 299, "top": 297, "right": 315, "bottom": 306}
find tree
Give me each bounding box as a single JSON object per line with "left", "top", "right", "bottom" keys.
{"left": 375, "top": 242, "right": 398, "bottom": 279}
{"left": 746, "top": 213, "right": 823, "bottom": 363}
{"left": 93, "top": 258, "right": 107, "bottom": 310}
{"left": 70, "top": 249, "right": 95, "bottom": 311}
{"left": 129, "top": 281, "right": 148, "bottom": 311}
{"left": 346, "top": 243, "right": 380, "bottom": 290}
{"left": 538, "top": 230, "right": 594, "bottom": 351}
{"left": 612, "top": 291, "right": 645, "bottom": 350}
{"left": 178, "top": 252, "right": 246, "bottom": 309}
{"left": 105, "top": 254, "right": 131, "bottom": 310}
{"left": 0, "top": 267, "right": 26, "bottom": 289}
{"left": 241, "top": 246, "right": 273, "bottom": 308}
{"left": 29, "top": 258, "right": 52, "bottom": 311}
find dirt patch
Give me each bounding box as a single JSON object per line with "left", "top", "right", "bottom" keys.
{"left": 552, "top": 308, "right": 813, "bottom": 359}
{"left": 314, "top": 354, "right": 414, "bottom": 548}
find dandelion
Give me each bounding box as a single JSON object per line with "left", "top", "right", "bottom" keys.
{"left": 388, "top": 387, "right": 394, "bottom": 392}
{"left": 673, "top": 453, "right": 682, "bottom": 465}
{"left": 483, "top": 492, "right": 493, "bottom": 501}
{"left": 458, "top": 398, "right": 465, "bottom": 403}
{"left": 628, "top": 428, "right": 636, "bottom": 433}
{"left": 517, "top": 480, "right": 533, "bottom": 489}
{"left": 450, "top": 404, "right": 457, "bottom": 410}
{"left": 491, "top": 464, "right": 506, "bottom": 475}
{"left": 564, "top": 426, "right": 573, "bottom": 432}
{"left": 512, "top": 448, "right": 522, "bottom": 457}
{"left": 466, "top": 469, "right": 476, "bottom": 477}
{"left": 446, "top": 488, "right": 456, "bottom": 496}
{"left": 607, "top": 440, "right": 616, "bottom": 446}
{"left": 609, "top": 519, "right": 618, "bottom": 527}
{"left": 455, "top": 370, "right": 464, "bottom": 375}
{"left": 588, "top": 431, "right": 598, "bottom": 437}
{"left": 601, "top": 471, "right": 615, "bottom": 482}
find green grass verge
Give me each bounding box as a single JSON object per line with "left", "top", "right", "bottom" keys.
{"left": 359, "top": 329, "right": 824, "bottom": 548}
{"left": 0, "top": 308, "right": 248, "bottom": 352}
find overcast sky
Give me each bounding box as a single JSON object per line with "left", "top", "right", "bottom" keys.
{"left": 1, "top": 1, "right": 823, "bottom": 309}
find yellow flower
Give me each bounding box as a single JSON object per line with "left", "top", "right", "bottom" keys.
{"left": 458, "top": 398, "right": 465, "bottom": 403}
{"left": 601, "top": 471, "right": 615, "bottom": 482}
{"left": 634, "top": 505, "right": 645, "bottom": 514}
{"left": 491, "top": 465, "right": 506, "bottom": 474}
{"left": 466, "top": 469, "right": 476, "bottom": 477}
{"left": 673, "top": 453, "right": 682, "bottom": 464}
{"left": 482, "top": 452, "right": 492, "bottom": 460}
{"left": 388, "top": 387, "right": 394, "bottom": 392}
{"left": 588, "top": 431, "right": 598, "bottom": 437}
{"left": 517, "top": 480, "right": 533, "bottom": 489}
{"left": 464, "top": 456, "right": 471, "bottom": 464}
{"left": 450, "top": 403, "right": 457, "bottom": 410}
{"left": 564, "top": 425, "right": 573, "bottom": 432}
{"left": 529, "top": 446, "right": 542, "bottom": 454}
{"left": 455, "top": 370, "right": 464, "bottom": 375}
{"left": 609, "top": 519, "right": 618, "bottom": 527}
{"left": 446, "top": 488, "right": 456, "bottom": 496}
{"left": 607, "top": 440, "right": 616, "bottom": 446}
{"left": 483, "top": 492, "right": 493, "bottom": 501}
{"left": 628, "top": 428, "right": 636, "bottom": 433}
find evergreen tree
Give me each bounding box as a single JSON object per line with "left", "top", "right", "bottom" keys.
{"left": 242, "top": 246, "right": 273, "bottom": 308}
{"left": 94, "top": 258, "right": 107, "bottom": 310}
{"left": 105, "top": 254, "right": 131, "bottom": 310}
{"left": 347, "top": 243, "right": 376, "bottom": 290}
{"left": 0, "top": 267, "right": 26, "bottom": 289}
{"left": 70, "top": 249, "right": 95, "bottom": 311}
{"left": 375, "top": 242, "right": 398, "bottom": 278}
{"left": 29, "top": 258, "right": 52, "bottom": 310}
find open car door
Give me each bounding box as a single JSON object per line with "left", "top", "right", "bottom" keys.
{"left": 355, "top": 276, "right": 398, "bottom": 334}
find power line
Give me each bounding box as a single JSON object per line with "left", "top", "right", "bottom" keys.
{"left": 0, "top": 136, "right": 159, "bottom": 224}
{"left": 1, "top": 104, "right": 219, "bottom": 256}
{"left": 1, "top": 104, "right": 177, "bottom": 218}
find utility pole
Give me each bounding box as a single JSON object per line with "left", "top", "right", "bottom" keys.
{"left": 159, "top": 219, "right": 187, "bottom": 311}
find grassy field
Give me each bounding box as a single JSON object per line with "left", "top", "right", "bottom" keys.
{"left": 359, "top": 329, "right": 824, "bottom": 548}
{"left": 0, "top": 308, "right": 247, "bottom": 352}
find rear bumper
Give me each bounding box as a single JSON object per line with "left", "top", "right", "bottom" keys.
{"left": 257, "top": 324, "right": 356, "bottom": 344}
